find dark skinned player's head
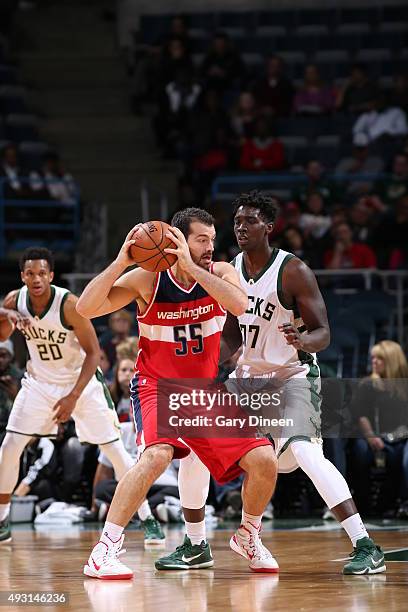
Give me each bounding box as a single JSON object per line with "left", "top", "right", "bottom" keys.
{"left": 19, "top": 247, "right": 55, "bottom": 298}
{"left": 232, "top": 191, "right": 279, "bottom": 253}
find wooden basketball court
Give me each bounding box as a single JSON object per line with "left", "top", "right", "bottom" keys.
{"left": 1, "top": 521, "right": 407, "bottom": 611}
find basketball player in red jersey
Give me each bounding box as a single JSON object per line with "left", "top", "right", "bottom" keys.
{"left": 78, "top": 208, "right": 279, "bottom": 579}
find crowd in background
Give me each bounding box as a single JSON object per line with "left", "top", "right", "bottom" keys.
{"left": 127, "top": 15, "right": 408, "bottom": 271}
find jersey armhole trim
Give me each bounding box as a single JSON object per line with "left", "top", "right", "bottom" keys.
{"left": 60, "top": 291, "right": 74, "bottom": 330}
{"left": 277, "top": 254, "right": 296, "bottom": 311}
{"left": 137, "top": 273, "right": 160, "bottom": 320}
{"left": 15, "top": 289, "right": 21, "bottom": 312}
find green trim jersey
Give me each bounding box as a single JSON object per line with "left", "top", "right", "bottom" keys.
{"left": 232, "top": 249, "right": 319, "bottom": 379}
{"left": 16, "top": 285, "right": 85, "bottom": 384}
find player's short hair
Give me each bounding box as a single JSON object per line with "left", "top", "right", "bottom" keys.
{"left": 232, "top": 190, "right": 279, "bottom": 223}
{"left": 171, "top": 207, "right": 215, "bottom": 238}
{"left": 19, "top": 247, "right": 54, "bottom": 272}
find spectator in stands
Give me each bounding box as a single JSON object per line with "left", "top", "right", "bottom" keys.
{"left": 351, "top": 340, "right": 408, "bottom": 518}
{"left": 349, "top": 197, "right": 379, "bottom": 245}
{"left": 299, "top": 192, "right": 332, "bottom": 241}
{"left": 99, "top": 347, "right": 113, "bottom": 386}
{"left": 375, "top": 152, "right": 408, "bottom": 207}
{"left": 0, "top": 144, "right": 32, "bottom": 199}
{"left": 371, "top": 193, "right": 408, "bottom": 269}
{"left": 352, "top": 93, "right": 408, "bottom": 145}
{"left": 334, "top": 133, "right": 384, "bottom": 195}
{"left": 158, "top": 36, "right": 194, "bottom": 90}
{"left": 99, "top": 309, "right": 134, "bottom": 367}
{"left": 270, "top": 200, "right": 301, "bottom": 241}
{"left": 336, "top": 64, "right": 378, "bottom": 115}
{"left": 292, "top": 159, "right": 333, "bottom": 207}
{"left": 0, "top": 339, "right": 22, "bottom": 446}
{"left": 13, "top": 437, "right": 57, "bottom": 502}
{"left": 323, "top": 221, "right": 377, "bottom": 269}
{"left": 188, "top": 89, "right": 232, "bottom": 163}
{"left": 281, "top": 225, "right": 320, "bottom": 269}
{"left": 293, "top": 64, "right": 335, "bottom": 116}
{"left": 230, "top": 91, "right": 259, "bottom": 141}
{"left": 154, "top": 67, "right": 201, "bottom": 157}
{"left": 252, "top": 55, "right": 295, "bottom": 117}
{"left": 109, "top": 357, "right": 134, "bottom": 423}
{"left": 239, "top": 116, "right": 284, "bottom": 172}
{"left": 29, "top": 153, "right": 77, "bottom": 205}
{"left": 389, "top": 73, "right": 408, "bottom": 114}
{"left": 200, "top": 31, "right": 244, "bottom": 93}
{"left": 130, "top": 17, "right": 192, "bottom": 114}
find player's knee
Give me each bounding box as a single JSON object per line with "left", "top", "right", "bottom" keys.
{"left": 143, "top": 444, "right": 173, "bottom": 474}
{"left": 239, "top": 445, "right": 277, "bottom": 475}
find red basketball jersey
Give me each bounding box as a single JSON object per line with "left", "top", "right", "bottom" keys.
{"left": 135, "top": 266, "right": 227, "bottom": 380}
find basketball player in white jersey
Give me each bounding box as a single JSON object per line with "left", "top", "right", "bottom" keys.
{"left": 0, "top": 247, "right": 162, "bottom": 545}
{"left": 156, "top": 191, "right": 385, "bottom": 576}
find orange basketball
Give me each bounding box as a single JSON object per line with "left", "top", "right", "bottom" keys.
{"left": 129, "top": 220, "right": 177, "bottom": 272}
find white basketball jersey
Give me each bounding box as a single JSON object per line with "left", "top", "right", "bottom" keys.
{"left": 16, "top": 285, "right": 85, "bottom": 384}
{"left": 232, "top": 249, "right": 319, "bottom": 379}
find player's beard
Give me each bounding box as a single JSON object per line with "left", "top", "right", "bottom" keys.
{"left": 192, "top": 251, "right": 212, "bottom": 270}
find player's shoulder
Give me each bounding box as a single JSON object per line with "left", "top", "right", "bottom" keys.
{"left": 212, "top": 260, "right": 237, "bottom": 277}
{"left": 116, "top": 266, "right": 156, "bottom": 289}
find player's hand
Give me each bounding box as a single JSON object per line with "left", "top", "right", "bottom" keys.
{"left": 278, "top": 323, "right": 305, "bottom": 350}
{"left": 14, "top": 481, "right": 30, "bottom": 497}
{"left": 0, "top": 308, "right": 30, "bottom": 329}
{"left": 52, "top": 393, "right": 78, "bottom": 423}
{"left": 367, "top": 436, "right": 384, "bottom": 451}
{"left": 164, "top": 227, "right": 195, "bottom": 274}
{"left": 115, "top": 224, "right": 141, "bottom": 269}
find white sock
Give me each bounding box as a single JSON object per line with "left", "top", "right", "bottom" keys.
{"left": 138, "top": 499, "right": 152, "bottom": 522}
{"left": 341, "top": 514, "right": 369, "bottom": 548}
{"left": 185, "top": 519, "right": 206, "bottom": 545}
{"left": 0, "top": 503, "right": 10, "bottom": 522}
{"left": 100, "top": 521, "right": 124, "bottom": 547}
{"left": 241, "top": 510, "right": 262, "bottom": 531}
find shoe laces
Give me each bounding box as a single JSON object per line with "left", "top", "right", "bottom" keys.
{"left": 238, "top": 526, "right": 271, "bottom": 561}
{"left": 99, "top": 535, "right": 127, "bottom": 566}
{"left": 352, "top": 543, "right": 374, "bottom": 563}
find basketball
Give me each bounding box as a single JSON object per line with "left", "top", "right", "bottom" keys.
{"left": 129, "top": 220, "right": 177, "bottom": 272}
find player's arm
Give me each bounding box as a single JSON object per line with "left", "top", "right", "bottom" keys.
{"left": 51, "top": 294, "right": 100, "bottom": 423}
{"left": 220, "top": 312, "right": 243, "bottom": 363}
{"left": 0, "top": 291, "right": 30, "bottom": 340}
{"left": 164, "top": 227, "right": 248, "bottom": 315}
{"left": 76, "top": 225, "right": 153, "bottom": 318}
{"left": 279, "top": 258, "right": 330, "bottom": 353}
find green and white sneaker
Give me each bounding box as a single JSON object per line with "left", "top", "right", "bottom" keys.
{"left": 155, "top": 535, "right": 214, "bottom": 570}
{"left": 0, "top": 518, "right": 11, "bottom": 544}
{"left": 343, "top": 537, "right": 386, "bottom": 575}
{"left": 142, "top": 516, "right": 165, "bottom": 548}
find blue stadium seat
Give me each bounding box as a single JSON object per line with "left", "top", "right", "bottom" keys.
{"left": 5, "top": 114, "right": 38, "bottom": 142}
{"left": 297, "top": 8, "right": 338, "bottom": 28}
{"left": 339, "top": 7, "right": 380, "bottom": 25}
{"left": 218, "top": 11, "right": 255, "bottom": 31}
{"left": 188, "top": 13, "right": 217, "bottom": 31}
{"left": 256, "top": 10, "right": 297, "bottom": 30}
{"left": 382, "top": 5, "right": 408, "bottom": 23}
{"left": 0, "top": 85, "right": 27, "bottom": 114}
{"left": 0, "top": 64, "right": 16, "bottom": 85}
{"left": 18, "top": 141, "right": 50, "bottom": 171}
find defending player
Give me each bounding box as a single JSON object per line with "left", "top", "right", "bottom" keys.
{"left": 0, "top": 248, "right": 162, "bottom": 545}
{"left": 157, "top": 191, "right": 385, "bottom": 576}
{"left": 79, "top": 207, "right": 280, "bottom": 579}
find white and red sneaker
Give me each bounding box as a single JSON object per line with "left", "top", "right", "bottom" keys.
{"left": 84, "top": 534, "right": 133, "bottom": 580}
{"left": 230, "top": 523, "right": 279, "bottom": 573}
